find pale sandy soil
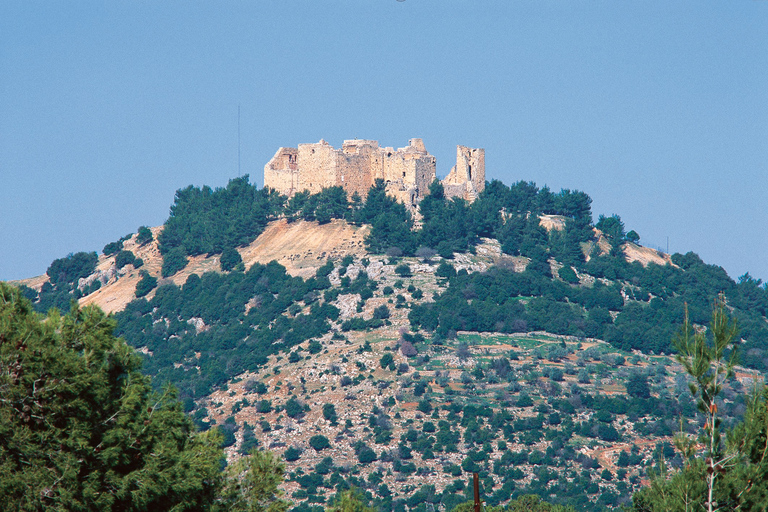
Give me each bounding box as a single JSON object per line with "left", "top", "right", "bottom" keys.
{"left": 539, "top": 214, "right": 567, "bottom": 231}
{"left": 238, "top": 218, "right": 369, "bottom": 279}
{"left": 622, "top": 242, "right": 676, "bottom": 267}
{"left": 11, "top": 220, "right": 370, "bottom": 314}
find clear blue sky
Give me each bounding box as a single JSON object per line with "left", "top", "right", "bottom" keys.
{"left": 1, "top": 1, "right": 766, "bottom": 283}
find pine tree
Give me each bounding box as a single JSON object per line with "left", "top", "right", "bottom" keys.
{"left": 673, "top": 294, "right": 738, "bottom": 512}
{"left": 631, "top": 294, "right": 768, "bottom": 511}
{"left": 0, "top": 283, "right": 223, "bottom": 511}
{"left": 215, "top": 449, "right": 290, "bottom": 512}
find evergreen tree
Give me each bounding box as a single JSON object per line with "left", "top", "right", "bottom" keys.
{"left": 0, "top": 283, "right": 223, "bottom": 511}
{"left": 215, "top": 449, "right": 290, "bottom": 512}
{"left": 136, "top": 226, "right": 154, "bottom": 246}
{"left": 631, "top": 296, "right": 768, "bottom": 511}
{"left": 326, "top": 488, "right": 375, "bottom": 512}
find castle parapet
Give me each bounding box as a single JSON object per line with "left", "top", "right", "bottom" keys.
{"left": 264, "top": 138, "right": 484, "bottom": 207}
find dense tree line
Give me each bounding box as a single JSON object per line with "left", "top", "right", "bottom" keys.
{"left": 23, "top": 173, "right": 768, "bottom": 377}
{"left": 0, "top": 283, "right": 223, "bottom": 511}
{"left": 158, "top": 175, "right": 284, "bottom": 276}
{"left": 23, "top": 172, "right": 768, "bottom": 373}
{"left": 17, "top": 252, "right": 100, "bottom": 313}
{"left": 410, "top": 253, "right": 768, "bottom": 366}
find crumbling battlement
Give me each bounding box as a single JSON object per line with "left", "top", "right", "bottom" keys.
{"left": 264, "top": 138, "right": 484, "bottom": 207}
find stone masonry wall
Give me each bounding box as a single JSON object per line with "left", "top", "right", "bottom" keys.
{"left": 297, "top": 140, "right": 338, "bottom": 195}
{"left": 263, "top": 147, "right": 299, "bottom": 195}
{"left": 442, "top": 145, "right": 486, "bottom": 201}
{"left": 264, "top": 138, "right": 483, "bottom": 207}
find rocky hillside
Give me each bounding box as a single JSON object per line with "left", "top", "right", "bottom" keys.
{"left": 8, "top": 176, "right": 768, "bottom": 511}
{"left": 13, "top": 216, "right": 667, "bottom": 315}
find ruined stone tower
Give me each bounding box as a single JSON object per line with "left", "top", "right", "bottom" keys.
{"left": 264, "top": 138, "right": 484, "bottom": 207}
{"left": 442, "top": 145, "right": 486, "bottom": 202}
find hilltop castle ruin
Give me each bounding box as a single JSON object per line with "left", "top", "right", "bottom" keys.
{"left": 264, "top": 138, "right": 484, "bottom": 207}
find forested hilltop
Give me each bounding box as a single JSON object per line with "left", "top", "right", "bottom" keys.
{"left": 8, "top": 175, "right": 768, "bottom": 511}
{"left": 22, "top": 175, "right": 768, "bottom": 377}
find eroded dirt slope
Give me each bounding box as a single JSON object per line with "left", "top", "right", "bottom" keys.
{"left": 31, "top": 219, "right": 370, "bottom": 314}
{"left": 238, "top": 218, "right": 369, "bottom": 279}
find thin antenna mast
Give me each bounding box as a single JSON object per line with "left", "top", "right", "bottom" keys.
{"left": 238, "top": 105, "right": 241, "bottom": 177}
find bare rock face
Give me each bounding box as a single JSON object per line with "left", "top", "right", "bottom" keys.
{"left": 187, "top": 317, "right": 208, "bottom": 334}
{"left": 77, "top": 266, "right": 117, "bottom": 291}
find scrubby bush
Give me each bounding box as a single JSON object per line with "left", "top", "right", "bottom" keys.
{"left": 284, "top": 446, "right": 302, "bottom": 461}
{"left": 309, "top": 435, "right": 331, "bottom": 451}
{"left": 115, "top": 250, "right": 136, "bottom": 269}
{"left": 220, "top": 246, "right": 243, "bottom": 272}
{"left": 136, "top": 226, "right": 153, "bottom": 245}
{"left": 395, "top": 264, "right": 412, "bottom": 277}
{"left": 134, "top": 271, "right": 157, "bottom": 298}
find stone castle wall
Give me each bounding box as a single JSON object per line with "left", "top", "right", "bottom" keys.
{"left": 442, "top": 145, "right": 486, "bottom": 202}
{"left": 264, "top": 138, "right": 484, "bottom": 207}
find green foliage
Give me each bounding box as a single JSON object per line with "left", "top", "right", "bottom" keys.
{"left": 286, "top": 186, "right": 349, "bottom": 224}
{"left": 239, "top": 423, "right": 260, "bottom": 455}
{"left": 218, "top": 417, "right": 239, "bottom": 448}
{"left": 394, "top": 264, "right": 411, "bottom": 277}
{"left": 418, "top": 181, "right": 477, "bottom": 255}
{"left": 283, "top": 447, "right": 301, "bottom": 462}
{"left": 46, "top": 251, "right": 98, "bottom": 287}
{"left": 356, "top": 445, "right": 377, "bottom": 464}
{"left": 115, "top": 261, "right": 337, "bottom": 400}
{"left": 161, "top": 246, "right": 189, "bottom": 277}
{"left": 322, "top": 403, "right": 338, "bottom": 425}
{"left": 436, "top": 261, "right": 457, "bottom": 279}
{"left": 409, "top": 266, "right": 590, "bottom": 338}
{"left": 159, "top": 176, "right": 283, "bottom": 257}
{"left": 284, "top": 397, "right": 305, "bottom": 419}
{"left": 628, "top": 299, "right": 768, "bottom": 511}
{"left": 309, "top": 435, "right": 330, "bottom": 451}
{"left": 0, "top": 283, "right": 223, "bottom": 511}
{"left": 216, "top": 449, "right": 290, "bottom": 512}
{"left": 24, "top": 174, "right": 768, "bottom": 511}
{"left": 115, "top": 249, "right": 137, "bottom": 269}
{"left": 557, "top": 265, "right": 579, "bottom": 284}
{"left": 326, "top": 488, "right": 375, "bottom": 512}
{"left": 408, "top": 245, "right": 768, "bottom": 365}
{"left": 670, "top": 295, "right": 738, "bottom": 509}
{"left": 136, "top": 226, "right": 154, "bottom": 245}
{"left": 134, "top": 270, "right": 158, "bottom": 298}
{"left": 316, "top": 259, "right": 334, "bottom": 278}
{"left": 158, "top": 176, "right": 283, "bottom": 277}
{"left": 221, "top": 246, "right": 243, "bottom": 272}
{"left": 517, "top": 394, "right": 534, "bottom": 407}
{"left": 626, "top": 373, "right": 651, "bottom": 399}
{"left": 357, "top": 180, "right": 417, "bottom": 255}
{"left": 103, "top": 239, "right": 124, "bottom": 256}
{"left": 449, "top": 495, "right": 576, "bottom": 512}
{"left": 596, "top": 214, "right": 626, "bottom": 242}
